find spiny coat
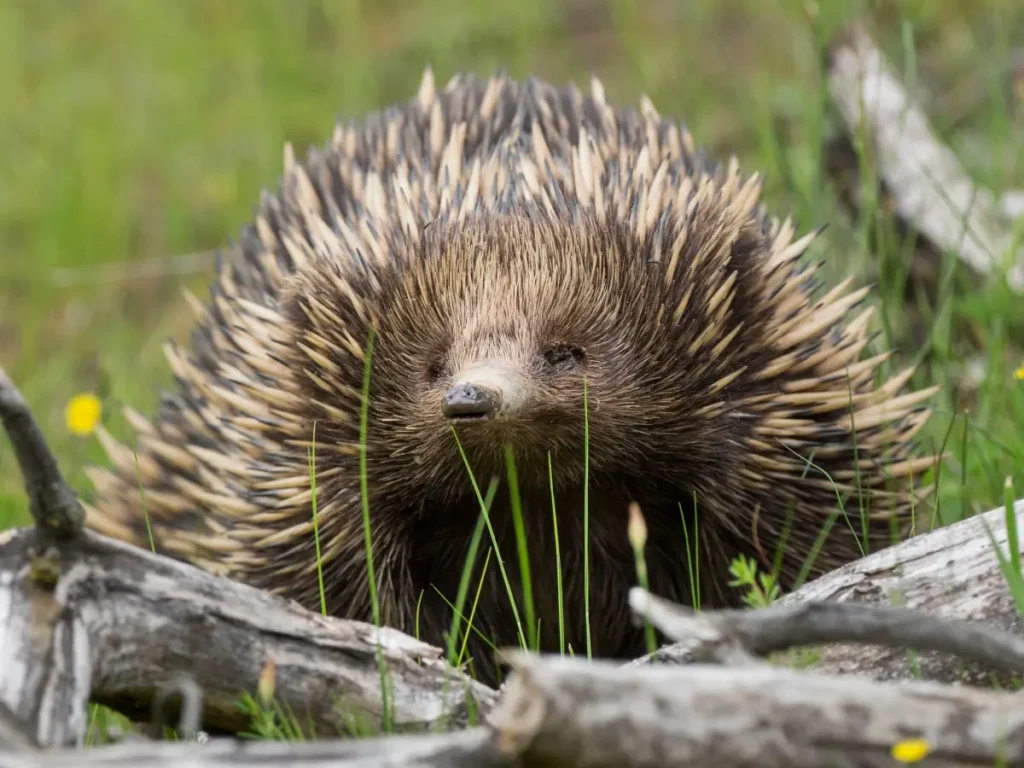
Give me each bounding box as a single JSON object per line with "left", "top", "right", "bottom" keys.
{"left": 84, "top": 69, "right": 940, "bottom": 686}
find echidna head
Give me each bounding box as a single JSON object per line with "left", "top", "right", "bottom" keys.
{"left": 288, "top": 209, "right": 713, "bottom": 497}
{"left": 382, "top": 213, "right": 637, "bottom": 488}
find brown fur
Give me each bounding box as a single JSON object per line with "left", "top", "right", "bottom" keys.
{"left": 84, "top": 69, "right": 940, "bottom": 686}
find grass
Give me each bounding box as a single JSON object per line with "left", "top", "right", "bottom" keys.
{"left": 3, "top": 0, "right": 1024, "bottom": 745}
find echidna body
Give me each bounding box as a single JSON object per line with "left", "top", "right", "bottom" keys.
{"left": 85, "top": 70, "right": 939, "bottom": 684}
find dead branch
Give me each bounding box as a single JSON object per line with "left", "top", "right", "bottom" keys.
{"left": 485, "top": 652, "right": 1024, "bottom": 768}
{"left": 0, "top": 367, "right": 85, "bottom": 537}
{"left": 1001, "top": 190, "right": 1024, "bottom": 220}
{"left": 0, "top": 524, "right": 495, "bottom": 747}
{"left": 826, "top": 22, "right": 1024, "bottom": 292}
{"left": 776, "top": 498, "right": 1024, "bottom": 685}
{"left": 0, "top": 728, "right": 513, "bottom": 768}
{"left": 0, "top": 701, "right": 39, "bottom": 752}
{"left": 7, "top": 651, "right": 1024, "bottom": 768}
{"left": 636, "top": 499, "right": 1024, "bottom": 686}
{"left": 629, "top": 580, "right": 1024, "bottom": 673}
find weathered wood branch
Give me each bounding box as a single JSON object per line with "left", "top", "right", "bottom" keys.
{"left": 826, "top": 22, "right": 1024, "bottom": 292}
{"left": 7, "top": 642, "right": 1024, "bottom": 767}
{"left": 776, "top": 498, "right": 1024, "bottom": 685}
{"left": 629, "top": 575, "right": 1024, "bottom": 674}
{"left": 0, "top": 729, "right": 514, "bottom": 768}
{"left": 637, "top": 498, "right": 1024, "bottom": 686}
{"left": 487, "top": 652, "right": 1024, "bottom": 767}
{"left": 0, "top": 701, "right": 40, "bottom": 752}
{"left": 0, "top": 524, "right": 495, "bottom": 747}
{"left": 1001, "top": 190, "right": 1024, "bottom": 220}
{"left": 0, "top": 367, "right": 84, "bottom": 537}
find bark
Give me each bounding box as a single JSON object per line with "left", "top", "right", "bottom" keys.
{"left": 0, "top": 701, "right": 40, "bottom": 751}
{"left": 7, "top": 652, "right": 1024, "bottom": 767}
{"left": 487, "top": 652, "right": 1024, "bottom": 768}
{"left": 0, "top": 729, "right": 513, "bottom": 768}
{"left": 0, "top": 525, "right": 495, "bottom": 747}
{"left": 636, "top": 499, "right": 1024, "bottom": 686}
{"left": 773, "top": 498, "right": 1024, "bottom": 686}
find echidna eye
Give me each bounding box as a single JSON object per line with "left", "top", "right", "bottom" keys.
{"left": 543, "top": 343, "right": 586, "bottom": 371}
{"left": 427, "top": 361, "right": 446, "bottom": 383}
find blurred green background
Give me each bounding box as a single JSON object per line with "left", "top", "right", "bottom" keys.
{"left": 2, "top": 0, "right": 1023, "bottom": 530}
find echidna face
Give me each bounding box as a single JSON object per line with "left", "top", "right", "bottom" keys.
{"left": 354, "top": 213, "right": 666, "bottom": 490}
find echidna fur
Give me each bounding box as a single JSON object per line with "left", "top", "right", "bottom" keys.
{"left": 84, "top": 69, "right": 940, "bottom": 686}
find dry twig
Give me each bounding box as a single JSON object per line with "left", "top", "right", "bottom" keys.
{"left": 826, "top": 22, "right": 1024, "bottom": 292}
{"left": 630, "top": 580, "right": 1024, "bottom": 678}
{"left": 0, "top": 368, "right": 85, "bottom": 537}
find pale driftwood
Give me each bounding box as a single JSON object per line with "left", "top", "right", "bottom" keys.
{"left": 0, "top": 524, "right": 495, "bottom": 748}
{"left": 7, "top": 653, "right": 1024, "bottom": 768}
{"left": 637, "top": 499, "right": 1024, "bottom": 685}
{"left": 827, "top": 22, "right": 1024, "bottom": 291}
{"left": 775, "top": 498, "right": 1024, "bottom": 685}
{"left": 486, "top": 653, "right": 1024, "bottom": 768}
{"left": 0, "top": 729, "right": 512, "bottom": 768}
{"left": 1002, "top": 190, "right": 1024, "bottom": 220}
{"left": 628, "top": 579, "right": 1024, "bottom": 674}
{"left": 0, "top": 701, "right": 39, "bottom": 751}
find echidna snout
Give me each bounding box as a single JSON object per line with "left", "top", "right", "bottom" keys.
{"left": 442, "top": 363, "right": 528, "bottom": 423}
{"left": 442, "top": 382, "right": 499, "bottom": 422}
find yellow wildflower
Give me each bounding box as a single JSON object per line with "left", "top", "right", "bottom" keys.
{"left": 891, "top": 738, "right": 931, "bottom": 763}
{"left": 1015, "top": 364, "right": 1024, "bottom": 381}
{"left": 65, "top": 393, "right": 102, "bottom": 437}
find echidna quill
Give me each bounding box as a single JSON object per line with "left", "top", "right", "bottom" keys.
{"left": 84, "top": 69, "right": 940, "bottom": 685}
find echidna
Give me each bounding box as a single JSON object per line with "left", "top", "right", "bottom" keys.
{"left": 84, "top": 69, "right": 940, "bottom": 685}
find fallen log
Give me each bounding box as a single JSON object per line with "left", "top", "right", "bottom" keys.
{"left": 630, "top": 570, "right": 1024, "bottom": 673}
{"left": 0, "top": 701, "right": 39, "bottom": 752}
{"left": 0, "top": 525, "right": 495, "bottom": 745}
{"left": 773, "top": 495, "right": 1024, "bottom": 685}
{"left": 487, "top": 649, "right": 1024, "bottom": 768}
{"left": 0, "top": 728, "right": 511, "bottom": 768}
